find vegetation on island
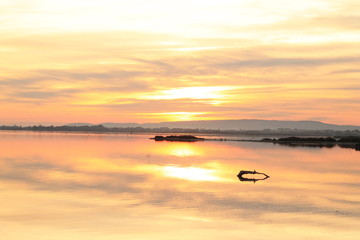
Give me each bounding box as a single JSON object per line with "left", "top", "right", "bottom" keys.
{"left": 151, "top": 135, "right": 205, "bottom": 142}
{"left": 261, "top": 136, "right": 360, "bottom": 143}
{"left": 261, "top": 136, "right": 360, "bottom": 151}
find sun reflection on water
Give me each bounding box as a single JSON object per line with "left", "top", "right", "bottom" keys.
{"left": 164, "top": 143, "right": 202, "bottom": 157}
{"left": 163, "top": 166, "right": 220, "bottom": 181}
{"left": 171, "top": 148, "right": 196, "bottom": 157}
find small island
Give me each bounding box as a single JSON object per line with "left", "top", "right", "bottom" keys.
{"left": 150, "top": 135, "right": 205, "bottom": 142}
{"left": 260, "top": 136, "right": 360, "bottom": 151}
{"left": 149, "top": 135, "right": 360, "bottom": 150}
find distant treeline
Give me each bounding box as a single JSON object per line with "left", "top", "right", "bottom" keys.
{"left": 0, "top": 125, "right": 111, "bottom": 132}
{"left": 0, "top": 124, "right": 360, "bottom": 137}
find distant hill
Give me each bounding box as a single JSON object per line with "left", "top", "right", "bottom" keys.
{"left": 65, "top": 123, "right": 94, "bottom": 127}
{"left": 101, "top": 122, "right": 141, "bottom": 128}
{"left": 93, "top": 119, "right": 360, "bottom": 131}
{"left": 144, "top": 119, "right": 360, "bottom": 131}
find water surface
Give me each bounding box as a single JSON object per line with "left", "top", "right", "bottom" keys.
{"left": 0, "top": 131, "right": 359, "bottom": 239}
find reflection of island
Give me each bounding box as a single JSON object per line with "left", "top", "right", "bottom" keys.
{"left": 237, "top": 170, "right": 270, "bottom": 183}
{"left": 150, "top": 135, "right": 205, "bottom": 142}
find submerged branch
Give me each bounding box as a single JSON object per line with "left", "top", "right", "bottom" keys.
{"left": 237, "top": 170, "right": 270, "bottom": 183}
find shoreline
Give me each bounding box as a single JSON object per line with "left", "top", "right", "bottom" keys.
{"left": 1, "top": 130, "right": 359, "bottom": 151}
{"left": 150, "top": 135, "right": 360, "bottom": 151}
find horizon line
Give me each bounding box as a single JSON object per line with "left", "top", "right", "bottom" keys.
{"left": 1, "top": 118, "right": 359, "bottom": 127}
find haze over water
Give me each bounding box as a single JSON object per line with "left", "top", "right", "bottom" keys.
{"left": 0, "top": 131, "right": 359, "bottom": 239}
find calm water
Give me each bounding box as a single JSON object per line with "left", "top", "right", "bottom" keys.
{"left": 0, "top": 131, "right": 359, "bottom": 240}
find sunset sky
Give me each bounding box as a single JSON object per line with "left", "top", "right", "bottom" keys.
{"left": 1, "top": 0, "right": 360, "bottom": 125}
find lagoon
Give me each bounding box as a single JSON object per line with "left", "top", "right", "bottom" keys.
{"left": 0, "top": 131, "right": 359, "bottom": 239}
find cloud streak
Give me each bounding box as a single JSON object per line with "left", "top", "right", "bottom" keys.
{"left": 0, "top": 0, "right": 360, "bottom": 124}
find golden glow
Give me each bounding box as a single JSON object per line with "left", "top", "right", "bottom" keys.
{"left": 143, "top": 86, "right": 235, "bottom": 100}
{"left": 72, "top": 157, "right": 123, "bottom": 172}
{"left": 168, "top": 46, "right": 227, "bottom": 52}
{"left": 164, "top": 144, "right": 202, "bottom": 157}
{"left": 159, "top": 112, "right": 206, "bottom": 121}
{"left": 1, "top": 132, "right": 360, "bottom": 239}
{"left": 163, "top": 166, "right": 221, "bottom": 181}
{"left": 1, "top": 0, "right": 360, "bottom": 125}
{"left": 170, "top": 148, "right": 197, "bottom": 157}
{"left": 1, "top": 0, "right": 288, "bottom": 35}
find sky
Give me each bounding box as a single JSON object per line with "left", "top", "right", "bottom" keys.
{"left": 0, "top": 0, "right": 360, "bottom": 125}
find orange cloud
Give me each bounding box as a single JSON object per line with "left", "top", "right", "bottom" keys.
{"left": 0, "top": 0, "right": 360, "bottom": 125}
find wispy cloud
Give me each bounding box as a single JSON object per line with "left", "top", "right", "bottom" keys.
{"left": 216, "top": 56, "right": 360, "bottom": 68}
{"left": 0, "top": 0, "right": 360, "bottom": 124}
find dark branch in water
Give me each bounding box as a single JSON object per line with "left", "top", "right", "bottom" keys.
{"left": 237, "top": 170, "right": 270, "bottom": 183}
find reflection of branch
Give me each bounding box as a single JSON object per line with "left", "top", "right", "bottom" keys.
{"left": 237, "top": 170, "right": 270, "bottom": 183}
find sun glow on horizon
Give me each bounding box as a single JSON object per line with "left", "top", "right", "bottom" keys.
{"left": 142, "top": 86, "right": 236, "bottom": 101}
{"left": 158, "top": 112, "right": 206, "bottom": 121}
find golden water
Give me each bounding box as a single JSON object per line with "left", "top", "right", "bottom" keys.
{"left": 0, "top": 131, "right": 359, "bottom": 239}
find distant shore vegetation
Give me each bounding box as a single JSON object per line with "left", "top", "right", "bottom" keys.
{"left": 263, "top": 136, "right": 360, "bottom": 151}
{"left": 1, "top": 124, "right": 360, "bottom": 137}
{"left": 151, "top": 135, "right": 205, "bottom": 142}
